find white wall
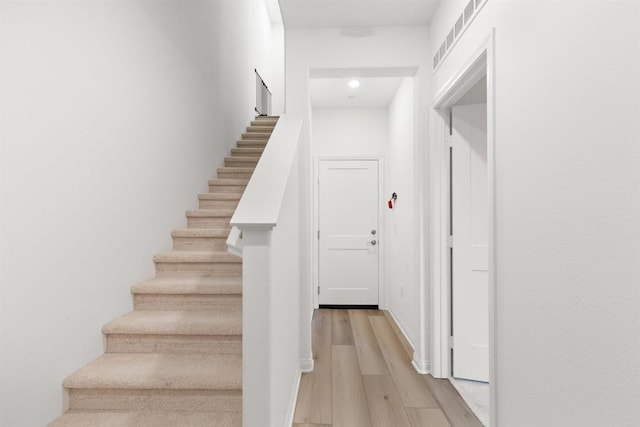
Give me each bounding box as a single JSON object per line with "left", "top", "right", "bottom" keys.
{"left": 385, "top": 77, "right": 419, "bottom": 347}
{"left": 0, "top": 1, "right": 283, "bottom": 425}
{"left": 312, "top": 108, "right": 388, "bottom": 157}
{"left": 429, "top": 1, "right": 640, "bottom": 425}
{"left": 286, "top": 26, "right": 432, "bottom": 369}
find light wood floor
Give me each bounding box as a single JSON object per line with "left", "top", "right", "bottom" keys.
{"left": 293, "top": 309, "right": 483, "bottom": 427}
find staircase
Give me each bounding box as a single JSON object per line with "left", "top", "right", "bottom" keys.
{"left": 50, "top": 116, "right": 278, "bottom": 427}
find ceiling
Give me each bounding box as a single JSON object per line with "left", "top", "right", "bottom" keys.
{"left": 276, "top": 0, "right": 437, "bottom": 109}
{"left": 277, "top": 0, "right": 441, "bottom": 29}
{"left": 310, "top": 77, "right": 403, "bottom": 108}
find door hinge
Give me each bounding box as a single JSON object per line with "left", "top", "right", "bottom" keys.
{"left": 317, "top": 230, "right": 320, "bottom": 239}
{"left": 448, "top": 235, "right": 454, "bottom": 248}
{"left": 449, "top": 336, "right": 454, "bottom": 349}
{"left": 318, "top": 286, "right": 320, "bottom": 295}
{"left": 447, "top": 134, "right": 453, "bottom": 148}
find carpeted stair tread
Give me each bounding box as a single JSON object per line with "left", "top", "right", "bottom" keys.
{"left": 103, "top": 310, "right": 241, "bottom": 336}
{"left": 171, "top": 228, "right": 231, "bottom": 238}
{"left": 131, "top": 277, "right": 241, "bottom": 295}
{"left": 153, "top": 251, "right": 240, "bottom": 264}
{"left": 63, "top": 353, "right": 241, "bottom": 390}
{"left": 49, "top": 410, "right": 241, "bottom": 427}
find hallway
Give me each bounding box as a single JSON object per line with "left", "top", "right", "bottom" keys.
{"left": 293, "top": 309, "right": 483, "bottom": 427}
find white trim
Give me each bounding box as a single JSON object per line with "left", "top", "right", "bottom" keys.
{"left": 434, "top": 50, "right": 487, "bottom": 110}
{"left": 285, "top": 367, "right": 303, "bottom": 427}
{"left": 412, "top": 353, "right": 430, "bottom": 375}
{"left": 313, "top": 156, "right": 385, "bottom": 309}
{"left": 300, "top": 357, "right": 314, "bottom": 373}
{"left": 386, "top": 306, "right": 429, "bottom": 374}
{"left": 284, "top": 359, "right": 314, "bottom": 427}
{"left": 430, "top": 29, "right": 497, "bottom": 426}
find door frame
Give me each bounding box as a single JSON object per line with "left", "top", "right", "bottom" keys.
{"left": 313, "top": 156, "right": 385, "bottom": 309}
{"left": 431, "top": 29, "right": 496, "bottom": 423}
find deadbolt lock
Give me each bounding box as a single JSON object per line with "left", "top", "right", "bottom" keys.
{"left": 371, "top": 229, "right": 376, "bottom": 235}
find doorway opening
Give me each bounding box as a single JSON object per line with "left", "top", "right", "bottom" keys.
{"left": 432, "top": 30, "right": 495, "bottom": 426}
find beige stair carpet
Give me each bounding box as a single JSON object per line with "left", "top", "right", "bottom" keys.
{"left": 50, "top": 116, "right": 279, "bottom": 427}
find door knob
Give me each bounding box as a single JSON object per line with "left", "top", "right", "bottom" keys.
{"left": 370, "top": 240, "right": 377, "bottom": 246}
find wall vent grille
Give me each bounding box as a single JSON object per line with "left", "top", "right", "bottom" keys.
{"left": 433, "top": 0, "right": 488, "bottom": 72}
{"left": 446, "top": 29, "right": 454, "bottom": 49}
{"left": 454, "top": 15, "right": 464, "bottom": 37}
{"left": 464, "top": 0, "right": 475, "bottom": 24}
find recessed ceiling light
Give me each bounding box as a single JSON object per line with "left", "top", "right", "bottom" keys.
{"left": 348, "top": 79, "right": 360, "bottom": 89}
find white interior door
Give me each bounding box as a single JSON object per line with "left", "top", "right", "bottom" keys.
{"left": 452, "top": 103, "right": 489, "bottom": 382}
{"left": 318, "top": 160, "right": 379, "bottom": 306}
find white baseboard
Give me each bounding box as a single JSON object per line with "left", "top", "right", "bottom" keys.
{"left": 285, "top": 357, "right": 315, "bottom": 427}
{"left": 386, "top": 307, "right": 431, "bottom": 374}
{"left": 300, "top": 357, "right": 314, "bottom": 373}
{"left": 385, "top": 307, "right": 416, "bottom": 352}
{"left": 286, "top": 367, "right": 303, "bottom": 427}
{"left": 412, "top": 353, "right": 430, "bottom": 374}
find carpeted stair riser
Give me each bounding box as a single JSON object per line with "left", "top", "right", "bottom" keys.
{"left": 186, "top": 210, "right": 234, "bottom": 228}
{"left": 231, "top": 147, "right": 264, "bottom": 157}
{"left": 216, "top": 167, "right": 254, "bottom": 179}
{"left": 208, "top": 179, "right": 249, "bottom": 193}
{"left": 67, "top": 389, "right": 241, "bottom": 412}
{"left": 198, "top": 199, "right": 239, "bottom": 210}
{"left": 106, "top": 334, "right": 241, "bottom": 354}
{"left": 241, "top": 132, "right": 269, "bottom": 140}
{"left": 186, "top": 217, "right": 231, "bottom": 228}
{"left": 153, "top": 252, "right": 241, "bottom": 278}
{"left": 154, "top": 261, "right": 241, "bottom": 278}
{"left": 224, "top": 157, "right": 259, "bottom": 168}
{"left": 250, "top": 118, "right": 277, "bottom": 124}
{"left": 63, "top": 352, "right": 242, "bottom": 412}
{"left": 246, "top": 126, "right": 273, "bottom": 133}
{"left": 131, "top": 278, "right": 242, "bottom": 312}
{"left": 172, "top": 228, "right": 230, "bottom": 251}
{"left": 172, "top": 236, "right": 229, "bottom": 251}
{"left": 102, "top": 310, "right": 241, "bottom": 354}
{"left": 236, "top": 140, "right": 268, "bottom": 148}
{"left": 134, "top": 293, "right": 241, "bottom": 312}
{"left": 49, "top": 410, "right": 241, "bottom": 427}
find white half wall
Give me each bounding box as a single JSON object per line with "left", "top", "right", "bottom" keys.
{"left": 0, "top": 1, "right": 283, "bottom": 425}
{"left": 429, "top": 1, "right": 640, "bottom": 425}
